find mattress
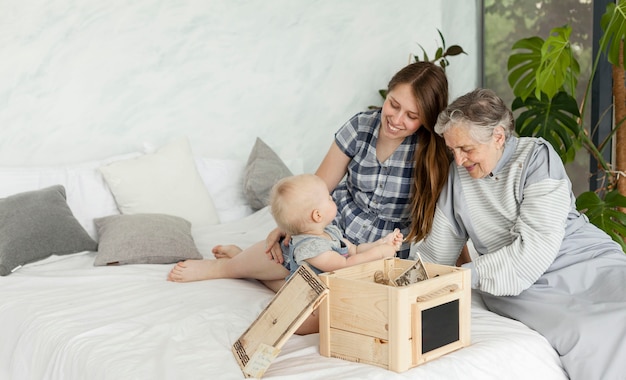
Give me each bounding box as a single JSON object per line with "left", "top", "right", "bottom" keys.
{"left": 0, "top": 208, "right": 567, "bottom": 380}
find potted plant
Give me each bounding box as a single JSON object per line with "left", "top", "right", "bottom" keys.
{"left": 506, "top": 1, "right": 626, "bottom": 250}
{"left": 371, "top": 30, "right": 466, "bottom": 107}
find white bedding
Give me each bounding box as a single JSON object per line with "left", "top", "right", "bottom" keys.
{"left": 0, "top": 207, "right": 567, "bottom": 380}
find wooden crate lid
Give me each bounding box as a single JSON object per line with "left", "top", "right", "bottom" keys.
{"left": 232, "top": 264, "right": 329, "bottom": 378}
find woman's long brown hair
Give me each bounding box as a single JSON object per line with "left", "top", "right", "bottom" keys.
{"left": 387, "top": 62, "right": 450, "bottom": 243}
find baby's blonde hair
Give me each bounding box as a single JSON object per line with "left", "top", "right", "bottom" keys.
{"left": 270, "top": 174, "right": 323, "bottom": 236}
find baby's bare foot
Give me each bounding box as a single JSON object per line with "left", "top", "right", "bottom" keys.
{"left": 167, "top": 259, "right": 219, "bottom": 282}
{"left": 211, "top": 244, "right": 243, "bottom": 259}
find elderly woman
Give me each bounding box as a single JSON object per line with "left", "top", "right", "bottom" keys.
{"left": 413, "top": 88, "right": 626, "bottom": 380}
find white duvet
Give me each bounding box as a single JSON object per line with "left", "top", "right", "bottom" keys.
{"left": 0, "top": 208, "right": 567, "bottom": 380}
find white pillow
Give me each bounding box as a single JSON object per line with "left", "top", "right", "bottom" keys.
{"left": 195, "top": 155, "right": 304, "bottom": 223}
{"left": 195, "top": 157, "right": 253, "bottom": 223}
{"left": 0, "top": 152, "right": 141, "bottom": 240}
{"left": 99, "top": 137, "right": 219, "bottom": 227}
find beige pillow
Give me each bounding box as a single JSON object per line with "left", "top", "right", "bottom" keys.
{"left": 99, "top": 137, "right": 219, "bottom": 227}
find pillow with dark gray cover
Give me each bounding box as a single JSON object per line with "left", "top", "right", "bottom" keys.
{"left": 243, "top": 137, "right": 292, "bottom": 210}
{"left": 94, "top": 213, "right": 202, "bottom": 266}
{"left": 0, "top": 185, "right": 98, "bottom": 276}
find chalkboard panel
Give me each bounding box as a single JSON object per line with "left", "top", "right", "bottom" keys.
{"left": 421, "top": 299, "right": 459, "bottom": 353}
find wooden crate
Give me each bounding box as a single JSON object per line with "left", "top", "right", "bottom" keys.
{"left": 318, "top": 258, "right": 471, "bottom": 372}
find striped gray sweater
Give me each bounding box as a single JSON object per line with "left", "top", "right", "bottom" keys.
{"left": 414, "top": 137, "right": 576, "bottom": 296}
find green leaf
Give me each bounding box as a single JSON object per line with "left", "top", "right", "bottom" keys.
{"left": 536, "top": 25, "right": 573, "bottom": 99}
{"left": 576, "top": 190, "right": 626, "bottom": 252}
{"left": 435, "top": 47, "right": 443, "bottom": 60}
{"left": 437, "top": 29, "right": 446, "bottom": 49}
{"left": 417, "top": 43, "right": 430, "bottom": 62}
{"left": 512, "top": 92, "right": 581, "bottom": 163}
{"left": 599, "top": 2, "right": 626, "bottom": 69}
{"left": 508, "top": 37, "right": 544, "bottom": 101}
{"left": 445, "top": 45, "right": 466, "bottom": 57}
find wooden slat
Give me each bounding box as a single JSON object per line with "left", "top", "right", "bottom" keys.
{"left": 327, "top": 328, "right": 389, "bottom": 369}
{"left": 232, "top": 264, "right": 328, "bottom": 378}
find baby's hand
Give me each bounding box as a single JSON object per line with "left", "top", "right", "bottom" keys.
{"left": 382, "top": 228, "right": 404, "bottom": 251}
{"left": 391, "top": 228, "right": 404, "bottom": 251}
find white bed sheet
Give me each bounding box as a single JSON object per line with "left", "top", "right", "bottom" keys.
{"left": 0, "top": 208, "right": 567, "bottom": 380}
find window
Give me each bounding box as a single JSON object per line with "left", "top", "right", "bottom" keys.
{"left": 483, "top": 0, "right": 593, "bottom": 196}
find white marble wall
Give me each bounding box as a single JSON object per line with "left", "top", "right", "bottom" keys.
{"left": 0, "top": 0, "right": 479, "bottom": 173}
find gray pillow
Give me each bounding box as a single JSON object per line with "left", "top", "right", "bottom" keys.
{"left": 94, "top": 213, "right": 202, "bottom": 266}
{"left": 0, "top": 185, "right": 98, "bottom": 276}
{"left": 243, "top": 138, "right": 293, "bottom": 210}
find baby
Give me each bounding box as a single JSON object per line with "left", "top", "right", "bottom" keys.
{"left": 270, "top": 173, "right": 403, "bottom": 277}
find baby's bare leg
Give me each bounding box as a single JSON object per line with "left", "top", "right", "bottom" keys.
{"left": 212, "top": 244, "right": 243, "bottom": 259}
{"left": 167, "top": 240, "right": 289, "bottom": 283}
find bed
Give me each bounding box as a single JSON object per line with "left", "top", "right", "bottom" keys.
{"left": 0, "top": 137, "right": 568, "bottom": 380}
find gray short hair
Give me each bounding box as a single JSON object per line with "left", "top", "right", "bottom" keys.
{"left": 434, "top": 88, "right": 514, "bottom": 144}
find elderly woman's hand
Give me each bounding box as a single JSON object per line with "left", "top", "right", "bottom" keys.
{"left": 456, "top": 245, "right": 472, "bottom": 267}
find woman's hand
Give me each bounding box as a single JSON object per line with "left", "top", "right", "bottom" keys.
{"left": 456, "top": 245, "right": 472, "bottom": 267}
{"left": 264, "top": 228, "right": 290, "bottom": 263}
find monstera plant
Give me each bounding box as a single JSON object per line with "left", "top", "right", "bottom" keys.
{"left": 507, "top": 1, "right": 626, "bottom": 251}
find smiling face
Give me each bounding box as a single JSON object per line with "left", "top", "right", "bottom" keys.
{"left": 380, "top": 83, "right": 422, "bottom": 141}
{"left": 443, "top": 123, "right": 506, "bottom": 179}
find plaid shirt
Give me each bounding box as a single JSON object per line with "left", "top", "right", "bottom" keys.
{"left": 332, "top": 110, "right": 417, "bottom": 258}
